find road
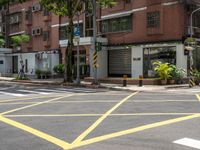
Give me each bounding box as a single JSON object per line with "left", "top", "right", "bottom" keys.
{"left": 0, "top": 82, "right": 200, "bottom": 150}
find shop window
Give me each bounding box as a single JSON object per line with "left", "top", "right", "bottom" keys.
{"left": 143, "top": 47, "right": 176, "bottom": 78}
{"left": 147, "top": 11, "right": 160, "bottom": 28}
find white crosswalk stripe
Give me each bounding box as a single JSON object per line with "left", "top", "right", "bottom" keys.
{"left": 174, "top": 138, "right": 200, "bottom": 149}
{"left": 37, "top": 89, "right": 67, "bottom": 93}
{"left": 56, "top": 88, "right": 96, "bottom": 93}
{"left": 17, "top": 89, "right": 50, "bottom": 95}
{"left": 0, "top": 91, "right": 26, "bottom": 97}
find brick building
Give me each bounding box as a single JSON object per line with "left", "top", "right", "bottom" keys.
{"left": 0, "top": 0, "right": 199, "bottom": 78}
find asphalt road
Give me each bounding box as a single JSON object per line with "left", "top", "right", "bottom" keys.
{"left": 0, "top": 82, "right": 200, "bottom": 150}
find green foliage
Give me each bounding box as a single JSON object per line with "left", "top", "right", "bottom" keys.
{"left": 192, "top": 69, "right": 200, "bottom": 80}
{"left": 97, "top": 0, "right": 117, "bottom": 8}
{"left": 11, "top": 34, "right": 30, "bottom": 48}
{"left": 53, "top": 64, "right": 65, "bottom": 74}
{"left": 15, "top": 76, "right": 29, "bottom": 80}
{"left": 169, "top": 65, "right": 186, "bottom": 80}
{"left": 0, "top": 39, "right": 5, "bottom": 47}
{"left": 35, "top": 69, "right": 42, "bottom": 76}
{"left": 184, "top": 37, "right": 197, "bottom": 45}
{"left": 153, "top": 61, "right": 172, "bottom": 80}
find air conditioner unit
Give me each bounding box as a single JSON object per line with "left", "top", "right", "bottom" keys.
{"left": 32, "top": 27, "right": 42, "bottom": 36}
{"left": 32, "top": 3, "right": 41, "bottom": 12}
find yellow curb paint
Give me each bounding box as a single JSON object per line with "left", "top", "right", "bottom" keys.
{"left": 1, "top": 95, "right": 72, "bottom": 115}
{"left": 69, "top": 114, "right": 200, "bottom": 149}
{"left": 4, "top": 113, "right": 200, "bottom": 118}
{"left": 195, "top": 94, "right": 200, "bottom": 102}
{"left": 0, "top": 115, "right": 70, "bottom": 149}
{"left": 72, "top": 92, "right": 139, "bottom": 144}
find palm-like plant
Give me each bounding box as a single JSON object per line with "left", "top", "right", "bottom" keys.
{"left": 153, "top": 61, "right": 172, "bottom": 81}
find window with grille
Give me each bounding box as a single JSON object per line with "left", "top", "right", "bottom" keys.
{"left": 147, "top": 11, "right": 160, "bottom": 28}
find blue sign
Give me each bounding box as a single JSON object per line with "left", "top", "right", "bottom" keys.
{"left": 74, "top": 26, "right": 80, "bottom": 37}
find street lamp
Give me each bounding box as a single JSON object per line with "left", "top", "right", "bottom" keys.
{"left": 188, "top": 7, "right": 200, "bottom": 87}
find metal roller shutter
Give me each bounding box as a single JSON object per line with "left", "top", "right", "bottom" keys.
{"left": 108, "top": 49, "right": 131, "bottom": 76}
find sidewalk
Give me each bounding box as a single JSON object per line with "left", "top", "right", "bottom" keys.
{"left": 0, "top": 76, "right": 190, "bottom": 91}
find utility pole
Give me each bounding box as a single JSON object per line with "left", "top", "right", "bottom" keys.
{"left": 75, "top": 12, "right": 80, "bottom": 85}
{"left": 188, "top": 7, "right": 200, "bottom": 87}
{"left": 92, "top": 0, "right": 98, "bottom": 85}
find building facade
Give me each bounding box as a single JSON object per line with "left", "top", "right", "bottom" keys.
{"left": 0, "top": 0, "right": 200, "bottom": 78}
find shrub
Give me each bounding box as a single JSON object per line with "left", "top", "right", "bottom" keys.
{"left": 53, "top": 64, "right": 64, "bottom": 74}
{"left": 153, "top": 61, "right": 171, "bottom": 80}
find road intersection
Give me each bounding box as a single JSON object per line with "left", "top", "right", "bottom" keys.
{"left": 0, "top": 84, "right": 200, "bottom": 150}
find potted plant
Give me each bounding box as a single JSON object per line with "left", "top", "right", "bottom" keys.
{"left": 168, "top": 64, "right": 177, "bottom": 84}
{"left": 53, "top": 64, "right": 64, "bottom": 77}
{"left": 35, "top": 69, "right": 42, "bottom": 79}
{"left": 153, "top": 61, "right": 171, "bottom": 85}
{"left": 192, "top": 69, "right": 200, "bottom": 85}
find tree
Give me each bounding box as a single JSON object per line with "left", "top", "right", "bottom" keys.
{"left": 40, "top": 0, "right": 116, "bottom": 82}
{"left": 0, "top": 34, "right": 5, "bottom": 47}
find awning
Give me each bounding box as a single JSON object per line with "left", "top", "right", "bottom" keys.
{"left": 98, "top": 7, "right": 147, "bottom": 21}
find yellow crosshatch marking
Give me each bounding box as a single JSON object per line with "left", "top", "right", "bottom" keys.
{"left": 0, "top": 92, "right": 200, "bottom": 150}
{"left": 72, "top": 92, "right": 139, "bottom": 145}
{"left": 195, "top": 94, "right": 200, "bottom": 102}
{"left": 0, "top": 115, "right": 71, "bottom": 149}
{"left": 4, "top": 113, "right": 200, "bottom": 118}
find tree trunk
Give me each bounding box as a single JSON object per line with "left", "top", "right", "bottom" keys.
{"left": 64, "top": 16, "right": 74, "bottom": 82}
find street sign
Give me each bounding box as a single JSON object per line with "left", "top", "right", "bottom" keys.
{"left": 74, "top": 25, "right": 80, "bottom": 37}
{"left": 95, "top": 42, "right": 102, "bottom": 52}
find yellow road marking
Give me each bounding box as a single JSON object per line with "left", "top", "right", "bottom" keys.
{"left": 195, "top": 94, "right": 200, "bottom": 102}
{"left": 69, "top": 114, "right": 200, "bottom": 149}
{"left": 0, "top": 93, "right": 65, "bottom": 103}
{"left": 1, "top": 95, "right": 72, "bottom": 115}
{"left": 134, "top": 100, "right": 197, "bottom": 102}
{"left": 0, "top": 99, "right": 197, "bottom": 106}
{"left": 72, "top": 92, "right": 139, "bottom": 144}
{"left": 0, "top": 115, "right": 70, "bottom": 149}
{"left": 4, "top": 113, "right": 200, "bottom": 118}
{"left": 0, "top": 99, "right": 198, "bottom": 106}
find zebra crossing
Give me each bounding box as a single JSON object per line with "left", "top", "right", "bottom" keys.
{"left": 0, "top": 87, "right": 100, "bottom": 97}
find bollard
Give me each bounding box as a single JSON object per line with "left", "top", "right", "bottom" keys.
{"left": 139, "top": 75, "right": 143, "bottom": 87}
{"left": 123, "top": 75, "right": 128, "bottom": 87}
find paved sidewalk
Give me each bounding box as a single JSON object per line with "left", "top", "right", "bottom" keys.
{"left": 0, "top": 76, "right": 190, "bottom": 91}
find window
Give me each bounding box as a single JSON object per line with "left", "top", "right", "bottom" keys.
{"left": 111, "top": 20, "right": 119, "bottom": 32}
{"left": 9, "top": 13, "right": 22, "bottom": 24}
{"left": 143, "top": 47, "right": 176, "bottom": 78}
{"left": 43, "top": 9, "right": 49, "bottom": 16}
{"left": 125, "top": 0, "right": 131, "bottom": 4}
{"left": 43, "top": 31, "right": 49, "bottom": 41}
{"left": 25, "top": 8, "right": 32, "bottom": 21}
{"left": 101, "top": 15, "right": 132, "bottom": 33}
{"left": 0, "top": 60, "right": 3, "bottom": 64}
{"left": 147, "top": 11, "right": 160, "bottom": 28}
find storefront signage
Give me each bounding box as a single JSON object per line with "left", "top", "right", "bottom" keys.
{"left": 133, "top": 57, "right": 141, "bottom": 61}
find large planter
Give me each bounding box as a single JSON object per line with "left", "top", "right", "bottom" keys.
{"left": 160, "top": 79, "right": 167, "bottom": 85}
{"left": 168, "top": 79, "right": 175, "bottom": 84}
